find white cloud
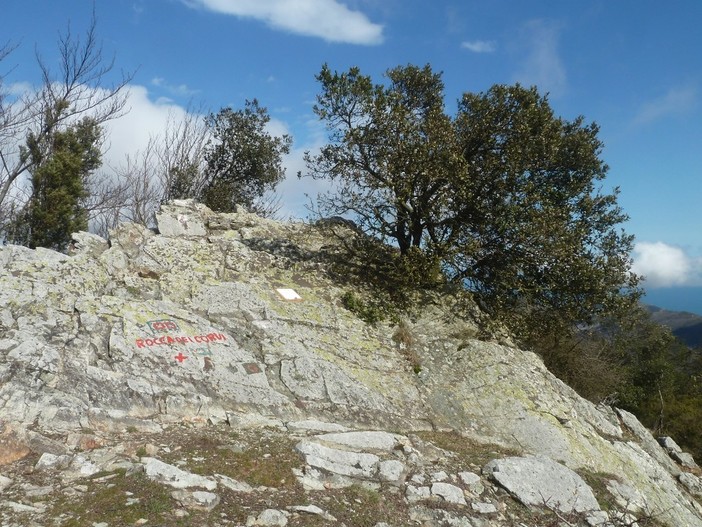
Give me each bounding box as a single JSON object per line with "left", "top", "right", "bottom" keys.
{"left": 104, "top": 86, "right": 323, "bottom": 219}
{"left": 632, "top": 241, "right": 702, "bottom": 287}
{"left": 4, "top": 80, "right": 321, "bottom": 220}
{"left": 461, "top": 40, "right": 496, "bottom": 53}
{"left": 183, "top": 0, "right": 383, "bottom": 45}
{"left": 102, "top": 85, "right": 193, "bottom": 168}
{"left": 632, "top": 84, "right": 698, "bottom": 126}
{"left": 514, "top": 19, "right": 566, "bottom": 97}
{"left": 7, "top": 82, "right": 34, "bottom": 97}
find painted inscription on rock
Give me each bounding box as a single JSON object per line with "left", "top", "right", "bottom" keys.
{"left": 135, "top": 332, "right": 226, "bottom": 349}
{"left": 148, "top": 319, "right": 179, "bottom": 333}
{"left": 135, "top": 318, "right": 227, "bottom": 368}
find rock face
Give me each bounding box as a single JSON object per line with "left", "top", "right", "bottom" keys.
{"left": 1, "top": 199, "right": 702, "bottom": 526}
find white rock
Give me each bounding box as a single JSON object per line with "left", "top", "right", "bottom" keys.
{"left": 0, "top": 475, "right": 13, "bottom": 492}
{"left": 172, "top": 489, "right": 220, "bottom": 511}
{"left": 431, "top": 482, "right": 467, "bottom": 505}
{"left": 35, "top": 453, "right": 72, "bottom": 470}
{"left": 2, "top": 500, "right": 46, "bottom": 513}
{"left": 430, "top": 470, "right": 449, "bottom": 482}
{"left": 458, "top": 471, "right": 484, "bottom": 495}
{"left": 410, "top": 473, "right": 425, "bottom": 484}
{"left": 142, "top": 457, "right": 216, "bottom": 490}
{"left": 156, "top": 209, "right": 207, "bottom": 237}
{"left": 316, "top": 431, "right": 405, "bottom": 452}
{"left": 216, "top": 474, "right": 254, "bottom": 493}
{"left": 606, "top": 479, "right": 647, "bottom": 513}
{"left": 296, "top": 440, "right": 379, "bottom": 479}
{"left": 586, "top": 510, "right": 610, "bottom": 526}
{"left": 471, "top": 502, "right": 497, "bottom": 514}
{"left": 672, "top": 450, "right": 699, "bottom": 469}
{"left": 405, "top": 484, "right": 431, "bottom": 502}
{"left": 248, "top": 508, "right": 289, "bottom": 526}
{"left": 483, "top": 456, "right": 599, "bottom": 514}
{"left": 378, "top": 460, "right": 406, "bottom": 483}
{"left": 288, "top": 504, "right": 337, "bottom": 521}
{"left": 658, "top": 436, "right": 682, "bottom": 453}
{"left": 286, "top": 420, "right": 349, "bottom": 434}
{"left": 679, "top": 472, "right": 702, "bottom": 495}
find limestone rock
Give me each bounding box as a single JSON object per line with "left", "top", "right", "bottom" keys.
{"left": 483, "top": 456, "right": 600, "bottom": 514}
{"left": 315, "top": 431, "right": 406, "bottom": 451}
{"left": 0, "top": 475, "right": 12, "bottom": 492}
{"left": 378, "top": 459, "right": 406, "bottom": 483}
{"left": 295, "top": 439, "right": 380, "bottom": 480}
{"left": 288, "top": 504, "right": 337, "bottom": 522}
{"left": 431, "top": 482, "right": 467, "bottom": 505}
{"left": 458, "top": 471, "right": 484, "bottom": 495}
{"left": 0, "top": 200, "right": 701, "bottom": 527}
{"left": 172, "top": 489, "right": 220, "bottom": 511}
{"left": 247, "top": 508, "right": 289, "bottom": 526}
{"left": 142, "top": 457, "right": 217, "bottom": 490}
{"left": 216, "top": 474, "right": 254, "bottom": 493}
{"left": 471, "top": 502, "right": 497, "bottom": 514}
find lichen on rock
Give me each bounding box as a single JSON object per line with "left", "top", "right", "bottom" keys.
{"left": 0, "top": 199, "right": 700, "bottom": 526}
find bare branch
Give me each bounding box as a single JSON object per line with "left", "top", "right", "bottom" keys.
{"left": 0, "top": 12, "right": 133, "bottom": 217}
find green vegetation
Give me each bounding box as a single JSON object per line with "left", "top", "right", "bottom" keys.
{"left": 6, "top": 116, "right": 102, "bottom": 251}
{"left": 392, "top": 319, "right": 422, "bottom": 373}
{"left": 192, "top": 99, "right": 291, "bottom": 214}
{"left": 534, "top": 305, "right": 702, "bottom": 460}
{"left": 341, "top": 290, "right": 386, "bottom": 326}
{"left": 0, "top": 15, "right": 129, "bottom": 248}
{"left": 160, "top": 430, "right": 304, "bottom": 490}
{"left": 49, "top": 469, "right": 185, "bottom": 527}
{"left": 305, "top": 63, "right": 640, "bottom": 345}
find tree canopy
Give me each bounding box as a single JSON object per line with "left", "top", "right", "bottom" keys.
{"left": 0, "top": 13, "right": 130, "bottom": 246}
{"left": 198, "top": 99, "right": 292, "bottom": 213}
{"left": 305, "top": 63, "right": 640, "bottom": 339}
{"left": 7, "top": 115, "right": 102, "bottom": 251}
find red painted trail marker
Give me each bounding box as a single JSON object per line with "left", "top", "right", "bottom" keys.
{"left": 174, "top": 352, "right": 188, "bottom": 363}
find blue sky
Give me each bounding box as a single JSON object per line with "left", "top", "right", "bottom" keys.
{"left": 3, "top": 0, "right": 702, "bottom": 312}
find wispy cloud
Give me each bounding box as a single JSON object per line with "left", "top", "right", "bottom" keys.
{"left": 461, "top": 40, "right": 496, "bottom": 53}
{"left": 632, "top": 241, "right": 702, "bottom": 287}
{"left": 632, "top": 84, "right": 698, "bottom": 126}
{"left": 513, "top": 19, "right": 566, "bottom": 97}
{"left": 182, "top": 0, "right": 384, "bottom": 45}
{"left": 151, "top": 77, "right": 200, "bottom": 98}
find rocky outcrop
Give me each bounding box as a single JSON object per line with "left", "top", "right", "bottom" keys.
{"left": 1, "top": 199, "right": 702, "bottom": 526}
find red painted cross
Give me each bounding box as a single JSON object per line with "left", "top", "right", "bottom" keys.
{"left": 174, "top": 352, "right": 188, "bottom": 363}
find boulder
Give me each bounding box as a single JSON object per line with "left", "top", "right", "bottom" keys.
{"left": 483, "top": 456, "right": 600, "bottom": 514}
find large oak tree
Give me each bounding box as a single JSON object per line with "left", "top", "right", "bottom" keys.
{"left": 305, "top": 64, "right": 640, "bottom": 339}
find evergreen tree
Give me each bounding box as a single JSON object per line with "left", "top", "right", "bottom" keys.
{"left": 11, "top": 115, "right": 102, "bottom": 251}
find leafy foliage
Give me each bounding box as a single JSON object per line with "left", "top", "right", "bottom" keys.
{"left": 306, "top": 64, "right": 465, "bottom": 256}
{"left": 535, "top": 305, "right": 702, "bottom": 460}
{"left": 452, "top": 85, "right": 641, "bottom": 338}
{"left": 7, "top": 115, "right": 102, "bottom": 250}
{"left": 199, "top": 99, "right": 292, "bottom": 213}
{"left": 0, "top": 13, "right": 130, "bottom": 237}
{"left": 305, "top": 63, "right": 640, "bottom": 342}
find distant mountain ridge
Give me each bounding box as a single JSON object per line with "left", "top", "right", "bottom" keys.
{"left": 647, "top": 304, "right": 702, "bottom": 348}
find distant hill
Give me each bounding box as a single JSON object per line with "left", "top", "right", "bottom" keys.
{"left": 647, "top": 304, "right": 702, "bottom": 348}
